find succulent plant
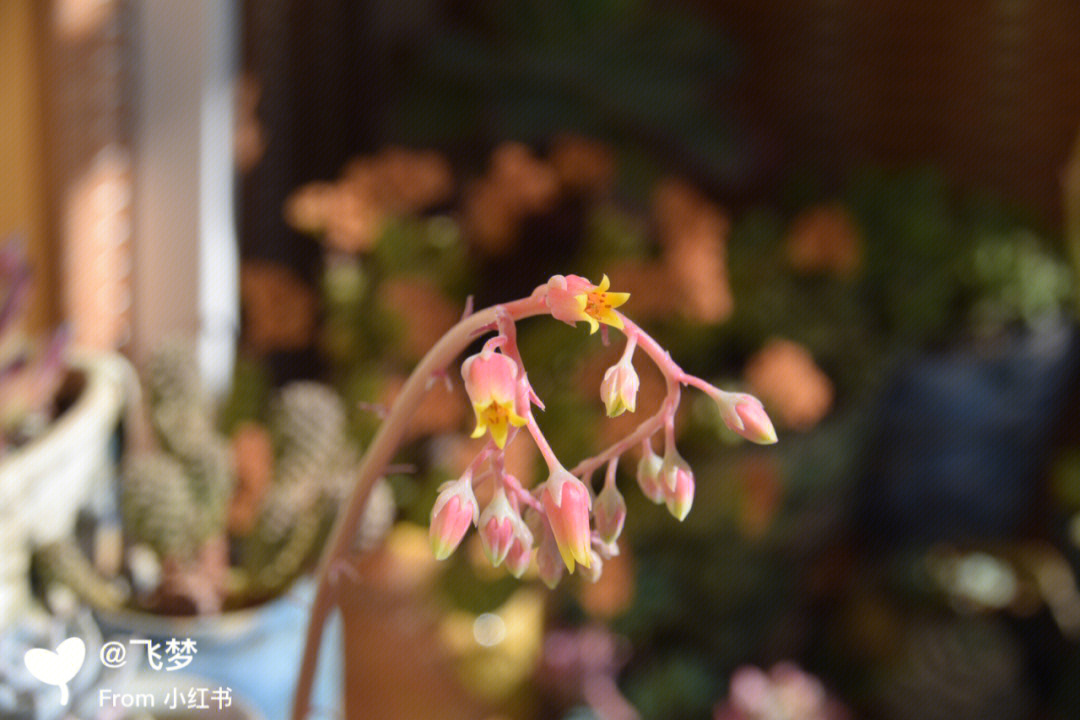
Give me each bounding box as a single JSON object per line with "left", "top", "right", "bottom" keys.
{"left": 35, "top": 341, "right": 393, "bottom": 614}
{"left": 0, "top": 235, "right": 69, "bottom": 457}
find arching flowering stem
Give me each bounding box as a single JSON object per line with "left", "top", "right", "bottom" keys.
{"left": 292, "top": 276, "right": 776, "bottom": 720}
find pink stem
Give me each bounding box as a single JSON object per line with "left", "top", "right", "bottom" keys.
{"left": 526, "top": 414, "right": 563, "bottom": 472}
{"left": 291, "top": 293, "right": 547, "bottom": 720}
{"left": 571, "top": 315, "right": 681, "bottom": 479}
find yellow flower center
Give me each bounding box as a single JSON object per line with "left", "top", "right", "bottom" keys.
{"left": 584, "top": 291, "right": 614, "bottom": 319}
{"left": 481, "top": 402, "right": 511, "bottom": 427}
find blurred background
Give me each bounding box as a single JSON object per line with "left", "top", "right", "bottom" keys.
{"left": 4, "top": 1, "right": 1080, "bottom": 719}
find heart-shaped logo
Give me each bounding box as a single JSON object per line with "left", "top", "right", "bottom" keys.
{"left": 23, "top": 637, "right": 86, "bottom": 706}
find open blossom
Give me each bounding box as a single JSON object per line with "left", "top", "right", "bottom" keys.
{"left": 429, "top": 473, "right": 478, "bottom": 560}
{"left": 540, "top": 467, "right": 593, "bottom": 572}
{"left": 600, "top": 358, "right": 639, "bottom": 417}
{"left": 545, "top": 274, "right": 630, "bottom": 334}
{"left": 462, "top": 347, "right": 527, "bottom": 449}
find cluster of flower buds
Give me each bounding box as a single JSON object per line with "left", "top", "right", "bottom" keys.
{"left": 429, "top": 274, "right": 777, "bottom": 587}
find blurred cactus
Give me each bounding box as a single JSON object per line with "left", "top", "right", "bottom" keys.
{"left": 36, "top": 341, "right": 392, "bottom": 615}
{"left": 257, "top": 381, "right": 358, "bottom": 541}
{"left": 118, "top": 343, "right": 235, "bottom": 612}
{"left": 0, "top": 235, "right": 69, "bottom": 457}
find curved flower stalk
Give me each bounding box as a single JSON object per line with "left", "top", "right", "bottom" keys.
{"left": 292, "top": 273, "right": 776, "bottom": 720}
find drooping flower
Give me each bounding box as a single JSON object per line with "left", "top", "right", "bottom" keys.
{"left": 579, "top": 549, "right": 604, "bottom": 584}
{"left": 536, "top": 521, "right": 565, "bottom": 589}
{"left": 661, "top": 450, "right": 695, "bottom": 521}
{"left": 504, "top": 528, "right": 534, "bottom": 578}
{"left": 636, "top": 448, "right": 667, "bottom": 504}
{"left": 594, "top": 482, "right": 627, "bottom": 544}
{"left": 600, "top": 358, "right": 639, "bottom": 417}
{"left": 544, "top": 274, "right": 630, "bottom": 334}
{"left": 478, "top": 488, "right": 515, "bottom": 566}
{"left": 539, "top": 467, "right": 593, "bottom": 572}
{"left": 478, "top": 486, "right": 531, "bottom": 567}
{"left": 429, "top": 473, "right": 478, "bottom": 560}
{"left": 462, "top": 347, "right": 527, "bottom": 448}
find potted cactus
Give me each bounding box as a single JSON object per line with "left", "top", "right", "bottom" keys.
{"left": 33, "top": 341, "right": 392, "bottom": 720}
{"left": 0, "top": 235, "right": 130, "bottom": 629}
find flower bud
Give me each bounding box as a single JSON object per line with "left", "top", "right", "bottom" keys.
{"left": 536, "top": 524, "right": 565, "bottom": 589}
{"left": 636, "top": 449, "right": 666, "bottom": 504}
{"left": 600, "top": 360, "right": 639, "bottom": 417}
{"left": 478, "top": 487, "right": 517, "bottom": 566}
{"left": 594, "top": 482, "right": 627, "bottom": 544}
{"left": 504, "top": 530, "right": 534, "bottom": 578}
{"left": 579, "top": 549, "right": 604, "bottom": 584}
{"left": 429, "top": 474, "right": 478, "bottom": 560}
{"left": 713, "top": 390, "right": 778, "bottom": 445}
{"left": 540, "top": 467, "right": 593, "bottom": 572}
{"left": 662, "top": 451, "right": 695, "bottom": 521}
{"left": 734, "top": 397, "right": 778, "bottom": 445}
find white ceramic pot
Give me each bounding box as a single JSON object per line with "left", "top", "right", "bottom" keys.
{"left": 0, "top": 351, "right": 132, "bottom": 626}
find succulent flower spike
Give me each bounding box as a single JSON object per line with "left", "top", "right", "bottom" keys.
{"left": 544, "top": 274, "right": 630, "bottom": 334}
{"left": 539, "top": 467, "right": 593, "bottom": 572}
{"left": 600, "top": 356, "right": 639, "bottom": 417}
{"left": 462, "top": 347, "right": 528, "bottom": 448}
{"left": 429, "top": 473, "right": 478, "bottom": 560}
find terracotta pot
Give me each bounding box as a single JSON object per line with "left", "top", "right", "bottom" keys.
{"left": 337, "top": 550, "right": 486, "bottom": 720}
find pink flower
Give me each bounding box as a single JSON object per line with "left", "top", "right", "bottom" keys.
{"left": 504, "top": 529, "right": 534, "bottom": 578}
{"left": 711, "top": 390, "right": 778, "bottom": 445}
{"left": 662, "top": 450, "right": 695, "bottom": 521}
{"left": 579, "top": 549, "right": 604, "bottom": 584}
{"left": 540, "top": 467, "right": 593, "bottom": 572}
{"left": 429, "top": 474, "right": 478, "bottom": 560}
{"left": 536, "top": 522, "right": 565, "bottom": 589}
{"left": 594, "top": 482, "right": 627, "bottom": 544}
{"left": 478, "top": 486, "right": 531, "bottom": 567}
{"left": 462, "top": 347, "right": 527, "bottom": 448}
{"left": 478, "top": 488, "right": 515, "bottom": 566}
{"left": 544, "top": 274, "right": 630, "bottom": 334}
{"left": 600, "top": 358, "right": 639, "bottom": 417}
{"left": 636, "top": 448, "right": 667, "bottom": 504}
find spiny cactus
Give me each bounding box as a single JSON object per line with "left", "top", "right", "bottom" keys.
{"left": 121, "top": 453, "right": 203, "bottom": 560}
{"left": 35, "top": 538, "right": 126, "bottom": 611}
{"left": 145, "top": 339, "right": 211, "bottom": 420}
{"left": 36, "top": 343, "right": 393, "bottom": 613}
{"left": 257, "top": 382, "right": 359, "bottom": 542}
